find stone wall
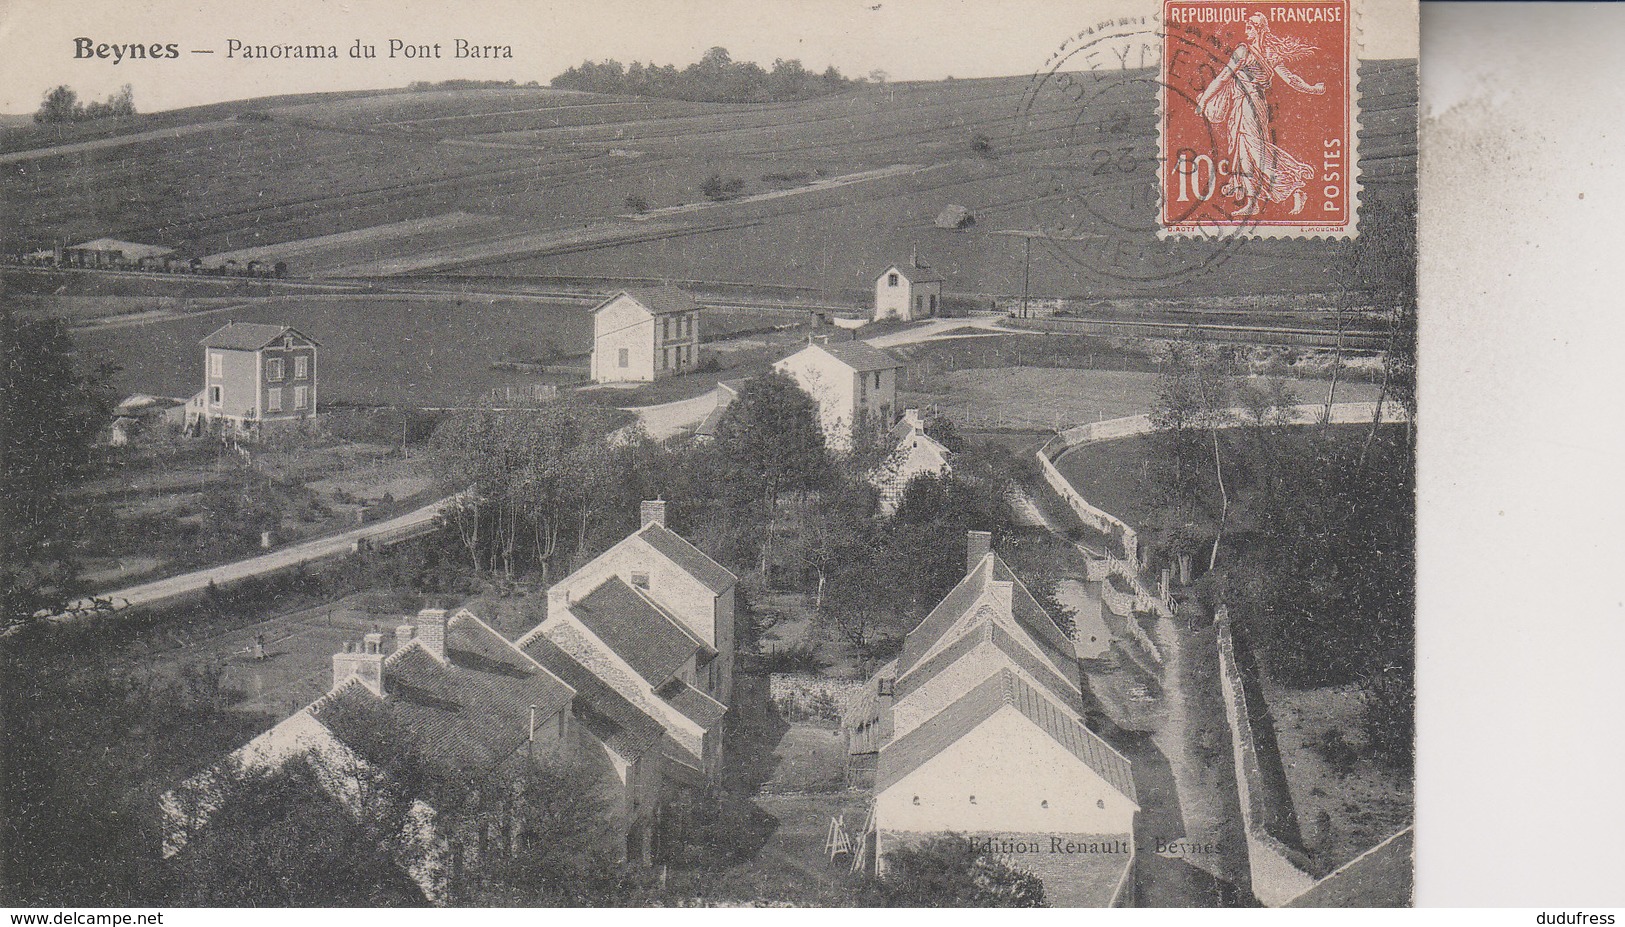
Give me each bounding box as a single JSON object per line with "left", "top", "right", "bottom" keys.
{"left": 769, "top": 673, "right": 863, "bottom": 722}
{"left": 1214, "top": 606, "right": 1317, "bottom": 906}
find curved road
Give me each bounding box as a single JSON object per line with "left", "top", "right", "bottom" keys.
{"left": 43, "top": 492, "right": 463, "bottom": 625}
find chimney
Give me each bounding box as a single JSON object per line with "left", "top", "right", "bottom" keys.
{"left": 902, "top": 408, "right": 924, "bottom": 430}
{"left": 988, "top": 580, "right": 1015, "bottom": 617}
{"left": 416, "top": 608, "right": 448, "bottom": 661}
{"left": 641, "top": 499, "right": 667, "bottom": 529}
{"left": 911, "top": 243, "right": 919, "bottom": 267}
{"left": 332, "top": 635, "right": 385, "bottom": 695}
{"left": 395, "top": 623, "right": 417, "bottom": 652}
{"left": 966, "top": 530, "right": 992, "bottom": 574}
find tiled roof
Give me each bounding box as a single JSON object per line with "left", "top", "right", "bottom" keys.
{"left": 898, "top": 554, "right": 1075, "bottom": 682}
{"left": 569, "top": 577, "right": 708, "bottom": 686}
{"left": 844, "top": 659, "right": 898, "bottom": 756}
{"left": 878, "top": 261, "right": 944, "bottom": 284}
{"left": 637, "top": 522, "right": 737, "bottom": 594}
{"left": 876, "top": 669, "right": 1136, "bottom": 803}
{"left": 312, "top": 616, "right": 575, "bottom": 784}
{"left": 819, "top": 340, "right": 906, "bottom": 373}
{"left": 658, "top": 678, "right": 728, "bottom": 730}
{"left": 520, "top": 633, "right": 665, "bottom": 760}
{"left": 199, "top": 322, "right": 318, "bottom": 351}
{"left": 1286, "top": 827, "right": 1414, "bottom": 908}
{"left": 598, "top": 285, "right": 698, "bottom": 317}
{"left": 895, "top": 620, "right": 1081, "bottom": 715}
{"left": 67, "top": 238, "right": 174, "bottom": 261}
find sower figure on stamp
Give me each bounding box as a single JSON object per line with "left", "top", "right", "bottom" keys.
{"left": 1196, "top": 12, "right": 1326, "bottom": 217}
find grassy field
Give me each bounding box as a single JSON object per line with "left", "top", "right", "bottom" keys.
{"left": 6, "top": 64, "right": 1415, "bottom": 303}
{"left": 71, "top": 294, "right": 594, "bottom": 406}
{"left": 908, "top": 365, "right": 1382, "bottom": 435}
{"left": 1261, "top": 679, "right": 1414, "bottom": 876}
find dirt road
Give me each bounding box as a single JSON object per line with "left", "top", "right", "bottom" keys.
{"left": 47, "top": 493, "right": 460, "bottom": 622}
{"left": 1, "top": 120, "right": 236, "bottom": 165}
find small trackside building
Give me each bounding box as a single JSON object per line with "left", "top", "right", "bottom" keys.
{"left": 773, "top": 340, "right": 906, "bottom": 453}
{"left": 186, "top": 322, "right": 318, "bottom": 435}
{"left": 590, "top": 287, "right": 703, "bottom": 383}
{"left": 874, "top": 254, "right": 943, "bottom": 322}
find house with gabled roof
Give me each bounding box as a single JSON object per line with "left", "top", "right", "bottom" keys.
{"left": 162, "top": 608, "right": 580, "bottom": 902}
{"left": 773, "top": 340, "right": 906, "bottom": 452}
{"left": 874, "top": 249, "right": 943, "bottom": 322}
{"left": 185, "top": 322, "right": 318, "bottom": 435}
{"left": 850, "top": 530, "right": 1140, "bottom": 906}
{"left": 589, "top": 286, "right": 702, "bottom": 383}
{"left": 518, "top": 500, "right": 737, "bottom": 787}
{"left": 868, "top": 408, "right": 953, "bottom": 514}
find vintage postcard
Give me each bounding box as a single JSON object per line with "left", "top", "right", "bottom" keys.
{"left": 0, "top": 0, "right": 1416, "bottom": 909}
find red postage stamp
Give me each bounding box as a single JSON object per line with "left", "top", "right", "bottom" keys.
{"left": 1160, "top": 0, "right": 1357, "bottom": 237}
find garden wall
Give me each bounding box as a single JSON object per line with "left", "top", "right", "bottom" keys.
{"left": 1214, "top": 606, "right": 1317, "bottom": 906}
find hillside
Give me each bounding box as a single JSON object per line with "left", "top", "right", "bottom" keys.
{"left": 2, "top": 66, "right": 1415, "bottom": 302}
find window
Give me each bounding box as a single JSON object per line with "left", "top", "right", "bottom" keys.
{"left": 915, "top": 295, "right": 922, "bottom": 309}
{"left": 266, "top": 358, "right": 284, "bottom": 381}
{"left": 874, "top": 372, "right": 882, "bottom": 389}
{"left": 888, "top": 273, "right": 899, "bottom": 287}
{"left": 293, "top": 385, "right": 309, "bottom": 410}
{"left": 663, "top": 317, "right": 671, "bottom": 340}
{"left": 267, "top": 387, "right": 282, "bottom": 413}
{"left": 209, "top": 352, "right": 223, "bottom": 378}
{"left": 930, "top": 294, "right": 938, "bottom": 312}
{"left": 209, "top": 385, "right": 222, "bottom": 406}
{"left": 618, "top": 348, "right": 629, "bottom": 368}
{"left": 294, "top": 355, "right": 309, "bottom": 379}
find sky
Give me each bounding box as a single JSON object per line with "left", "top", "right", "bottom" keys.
{"left": 0, "top": 0, "right": 1417, "bottom": 115}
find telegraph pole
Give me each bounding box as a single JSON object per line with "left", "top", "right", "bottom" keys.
{"left": 1021, "top": 234, "right": 1032, "bottom": 320}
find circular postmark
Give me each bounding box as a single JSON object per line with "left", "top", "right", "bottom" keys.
{"left": 1013, "top": 15, "right": 1264, "bottom": 287}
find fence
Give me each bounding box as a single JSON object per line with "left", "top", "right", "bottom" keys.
{"left": 1214, "top": 606, "right": 1317, "bottom": 906}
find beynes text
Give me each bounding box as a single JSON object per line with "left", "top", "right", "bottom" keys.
{"left": 73, "top": 38, "right": 180, "bottom": 63}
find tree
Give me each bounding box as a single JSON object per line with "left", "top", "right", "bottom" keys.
{"left": 877, "top": 835, "right": 1046, "bottom": 907}
{"left": 166, "top": 754, "right": 428, "bottom": 906}
{"left": 714, "top": 370, "right": 828, "bottom": 575}
{"left": 425, "top": 400, "right": 632, "bottom": 582}
{"left": 2, "top": 311, "right": 116, "bottom": 630}
{"left": 455, "top": 757, "right": 638, "bottom": 905}
{"left": 34, "top": 85, "right": 79, "bottom": 124}
{"left": 1145, "top": 333, "right": 1239, "bottom": 571}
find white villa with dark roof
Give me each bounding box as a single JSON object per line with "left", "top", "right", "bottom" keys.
{"left": 185, "top": 322, "right": 318, "bottom": 435}
{"left": 773, "top": 340, "right": 907, "bottom": 452}
{"left": 589, "top": 286, "right": 703, "bottom": 383}
{"left": 847, "top": 531, "right": 1140, "bottom": 907}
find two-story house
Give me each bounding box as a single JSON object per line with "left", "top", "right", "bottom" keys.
{"left": 773, "top": 340, "right": 906, "bottom": 453}
{"left": 517, "top": 500, "right": 737, "bottom": 788}
{"left": 186, "top": 322, "right": 318, "bottom": 435}
{"left": 874, "top": 252, "right": 943, "bottom": 322}
{"left": 590, "top": 287, "right": 703, "bottom": 383}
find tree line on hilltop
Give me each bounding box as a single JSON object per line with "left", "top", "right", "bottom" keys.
{"left": 34, "top": 84, "right": 137, "bottom": 124}
{"left": 550, "top": 47, "right": 861, "bottom": 103}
